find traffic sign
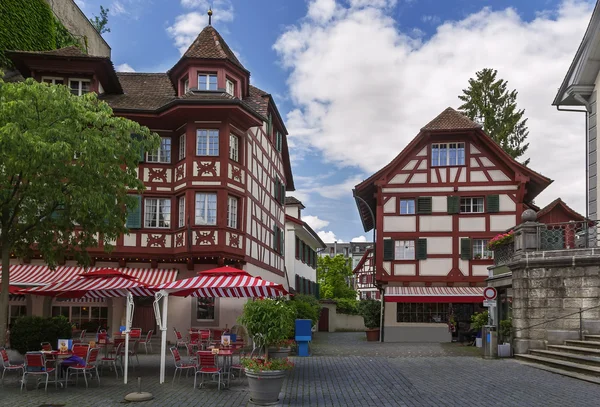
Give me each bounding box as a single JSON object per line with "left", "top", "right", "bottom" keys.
{"left": 483, "top": 300, "right": 497, "bottom": 307}
{"left": 483, "top": 287, "right": 497, "bottom": 300}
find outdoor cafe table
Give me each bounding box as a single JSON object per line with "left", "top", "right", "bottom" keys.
{"left": 42, "top": 350, "right": 72, "bottom": 388}
{"left": 205, "top": 347, "right": 241, "bottom": 387}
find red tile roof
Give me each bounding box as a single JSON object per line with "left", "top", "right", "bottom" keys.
{"left": 421, "top": 107, "right": 481, "bottom": 131}
{"left": 536, "top": 198, "right": 586, "bottom": 221}
{"left": 182, "top": 26, "right": 245, "bottom": 71}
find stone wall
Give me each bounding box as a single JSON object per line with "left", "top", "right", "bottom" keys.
{"left": 320, "top": 302, "right": 366, "bottom": 333}
{"left": 509, "top": 248, "right": 600, "bottom": 354}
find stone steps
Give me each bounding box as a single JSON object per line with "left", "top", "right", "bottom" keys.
{"left": 547, "top": 344, "right": 600, "bottom": 357}
{"left": 529, "top": 349, "right": 600, "bottom": 367}
{"left": 565, "top": 340, "right": 600, "bottom": 349}
{"left": 516, "top": 361, "right": 600, "bottom": 385}
{"left": 584, "top": 335, "right": 600, "bottom": 342}
{"left": 515, "top": 354, "right": 600, "bottom": 376}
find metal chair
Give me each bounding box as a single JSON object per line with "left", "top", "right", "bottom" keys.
{"left": 194, "top": 351, "right": 222, "bottom": 390}
{"left": 139, "top": 330, "right": 154, "bottom": 354}
{"left": 72, "top": 343, "right": 90, "bottom": 359}
{"left": 0, "top": 347, "right": 24, "bottom": 385}
{"left": 21, "top": 352, "right": 54, "bottom": 392}
{"left": 66, "top": 347, "right": 100, "bottom": 388}
{"left": 100, "top": 341, "right": 123, "bottom": 379}
{"left": 119, "top": 340, "right": 140, "bottom": 368}
{"left": 170, "top": 346, "right": 196, "bottom": 384}
{"left": 72, "top": 329, "right": 87, "bottom": 345}
{"left": 173, "top": 328, "right": 188, "bottom": 349}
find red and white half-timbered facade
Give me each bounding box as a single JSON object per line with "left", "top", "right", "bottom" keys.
{"left": 353, "top": 248, "right": 379, "bottom": 300}
{"left": 354, "top": 108, "right": 552, "bottom": 342}
{"left": 7, "top": 24, "right": 294, "bottom": 339}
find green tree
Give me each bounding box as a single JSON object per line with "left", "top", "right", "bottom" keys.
{"left": 0, "top": 77, "right": 159, "bottom": 345}
{"left": 317, "top": 254, "right": 357, "bottom": 300}
{"left": 89, "top": 5, "right": 110, "bottom": 35}
{"left": 458, "top": 68, "right": 530, "bottom": 165}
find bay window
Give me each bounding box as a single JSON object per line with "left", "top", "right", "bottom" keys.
{"left": 144, "top": 198, "right": 171, "bottom": 228}
{"left": 195, "top": 192, "right": 217, "bottom": 225}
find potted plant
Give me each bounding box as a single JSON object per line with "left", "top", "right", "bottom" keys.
{"left": 238, "top": 298, "right": 295, "bottom": 406}
{"left": 358, "top": 299, "right": 381, "bottom": 341}
{"left": 269, "top": 338, "right": 295, "bottom": 359}
{"left": 498, "top": 318, "right": 512, "bottom": 357}
{"left": 470, "top": 310, "right": 488, "bottom": 348}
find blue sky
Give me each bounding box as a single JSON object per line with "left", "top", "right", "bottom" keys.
{"left": 76, "top": 0, "right": 594, "bottom": 243}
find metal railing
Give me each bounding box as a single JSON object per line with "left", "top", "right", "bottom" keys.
{"left": 537, "top": 220, "right": 598, "bottom": 250}
{"left": 512, "top": 304, "right": 600, "bottom": 341}
{"left": 493, "top": 244, "right": 514, "bottom": 266}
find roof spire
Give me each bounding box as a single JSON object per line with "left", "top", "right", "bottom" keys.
{"left": 208, "top": 8, "right": 213, "bottom": 25}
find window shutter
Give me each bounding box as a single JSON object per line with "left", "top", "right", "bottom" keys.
{"left": 139, "top": 148, "right": 145, "bottom": 163}
{"left": 460, "top": 238, "right": 472, "bottom": 260}
{"left": 267, "top": 113, "right": 273, "bottom": 137}
{"left": 295, "top": 237, "right": 300, "bottom": 258}
{"left": 295, "top": 275, "right": 300, "bottom": 292}
{"left": 273, "top": 224, "right": 278, "bottom": 252}
{"left": 383, "top": 239, "right": 394, "bottom": 261}
{"left": 280, "top": 183, "right": 285, "bottom": 204}
{"left": 315, "top": 283, "right": 320, "bottom": 299}
{"left": 280, "top": 229, "right": 284, "bottom": 254}
{"left": 447, "top": 196, "right": 459, "bottom": 214}
{"left": 416, "top": 197, "right": 432, "bottom": 214}
{"left": 487, "top": 195, "right": 500, "bottom": 213}
{"left": 126, "top": 195, "right": 142, "bottom": 229}
{"left": 416, "top": 238, "right": 427, "bottom": 260}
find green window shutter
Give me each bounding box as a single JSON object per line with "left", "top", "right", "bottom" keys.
{"left": 447, "top": 196, "right": 459, "bottom": 214}
{"left": 460, "top": 238, "right": 472, "bottom": 260}
{"left": 280, "top": 183, "right": 285, "bottom": 204}
{"left": 280, "top": 229, "right": 284, "bottom": 254}
{"left": 273, "top": 225, "right": 278, "bottom": 251}
{"left": 487, "top": 195, "right": 500, "bottom": 213}
{"left": 139, "top": 148, "right": 145, "bottom": 163}
{"left": 416, "top": 197, "right": 432, "bottom": 214}
{"left": 126, "top": 195, "right": 142, "bottom": 229}
{"left": 267, "top": 113, "right": 273, "bottom": 137}
{"left": 416, "top": 238, "right": 428, "bottom": 260}
{"left": 383, "top": 239, "right": 394, "bottom": 261}
{"left": 315, "top": 283, "right": 320, "bottom": 299}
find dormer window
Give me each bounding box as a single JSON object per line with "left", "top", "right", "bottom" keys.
{"left": 198, "top": 73, "right": 217, "bottom": 91}
{"left": 42, "top": 77, "right": 64, "bottom": 85}
{"left": 431, "top": 142, "right": 465, "bottom": 166}
{"left": 69, "top": 79, "right": 90, "bottom": 96}
{"left": 226, "top": 79, "right": 235, "bottom": 96}
{"left": 184, "top": 77, "right": 189, "bottom": 93}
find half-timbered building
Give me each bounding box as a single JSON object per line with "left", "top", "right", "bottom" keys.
{"left": 353, "top": 107, "right": 552, "bottom": 342}
{"left": 6, "top": 23, "right": 294, "bottom": 340}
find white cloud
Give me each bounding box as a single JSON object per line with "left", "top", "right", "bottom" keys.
{"left": 274, "top": 0, "right": 594, "bottom": 214}
{"left": 111, "top": 1, "right": 127, "bottom": 15}
{"left": 421, "top": 15, "right": 441, "bottom": 24}
{"left": 115, "top": 63, "right": 135, "bottom": 72}
{"left": 318, "top": 231, "right": 343, "bottom": 243}
{"left": 167, "top": 0, "right": 234, "bottom": 54}
{"left": 351, "top": 235, "right": 367, "bottom": 242}
{"left": 308, "top": 0, "right": 338, "bottom": 24}
{"left": 303, "top": 215, "right": 330, "bottom": 231}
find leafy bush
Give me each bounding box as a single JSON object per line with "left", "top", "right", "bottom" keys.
{"left": 240, "top": 356, "right": 294, "bottom": 372}
{"left": 288, "top": 294, "right": 320, "bottom": 325}
{"left": 10, "top": 316, "right": 72, "bottom": 354}
{"left": 470, "top": 310, "right": 489, "bottom": 331}
{"left": 358, "top": 299, "right": 381, "bottom": 329}
{"left": 499, "top": 318, "right": 512, "bottom": 343}
{"left": 335, "top": 298, "right": 360, "bottom": 315}
{"left": 238, "top": 299, "right": 295, "bottom": 355}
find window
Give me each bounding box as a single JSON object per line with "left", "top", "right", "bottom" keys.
{"left": 196, "top": 129, "right": 219, "bottom": 156}
{"left": 400, "top": 199, "right": 415, "bottom": 214}
{"left": 396, "top": 303, "right": 449, "bottom": 323}
{"left": 198, "top": 73, "right": 217, "bottom": 90}
{"left": 229, "top": 134, "right": 239, "bottom": 162}
{"left": 473, "top": 239, "right": 493, "bottom": 259}
{"left": 227, "top": 196, "right": 238, "bottom": 229}
{"left": 431, "top": 143, "right": 465, "bottom": 166}
{"left": 195, "top": 192, "right": 217, "bottom": 225}
{"left": 394, "top": 240, "right": 415, "bottom": 260}
{"left": 179, "top": 134, "right": 186, "bottom": 160}
{"left": 460, "top": 197, "right": 484, "bottom": 213}
{"left": 9, "top": 305, "right": 26, "bottom": 325}
{"left": 273, "top": 225, "right": 284, "bottom": 254}
{"left": 196, "top": 298, "right": 215, "bottom": 320}
{"left": 69, "top": 79, "right": 90, "bottom": 96}
{"left": 51, "top": 305, "right": 108, "bottom": 330}
{"left": 145, "top": 198, "right": 171, "bottom": 228}
{"left": 275, "top": 131, "right": 282, "bottom": 152}
{"left": 184, "top": 77, "right": 189, "bottom": 93}
{"left": 147, "top": 137, "right": 171, "bottom": 163}
{"left": 42, "top": 77, "right": 64, "bottom": 85}
{"left": 226, "top": 79, "right": 235, "bottom": 96}
{"left": 178, "top": 196, "right": 185, "bottom": 228}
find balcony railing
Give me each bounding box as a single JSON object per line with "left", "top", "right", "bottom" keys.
{"left": 537, "top": 220, "right": 598, "bottom": 250}
{"left": 493, "top": 244, "right": 514, "bottom": 266}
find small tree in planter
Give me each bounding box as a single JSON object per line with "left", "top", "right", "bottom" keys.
{"left": 238, "top": 299, "right": 295, "bottom": 406}
{"left": 358, "top": 299, "right": 381, "bottom": 341}
{"left": 470, "top": 310, "right": 488, "bottom": 347}
{"left": 498, "top": 318, "right": 513, "bottom": 357}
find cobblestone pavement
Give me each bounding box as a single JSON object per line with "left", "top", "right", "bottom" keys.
{"left": 2, "top": 333, "right": 599, "bottom": 407}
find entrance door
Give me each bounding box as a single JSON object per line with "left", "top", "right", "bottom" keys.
{"left": 318, "top": 307, "right": 329, "bottom": 332}
{"left": 131, "top": 297, "right": 157, "bottom": 334}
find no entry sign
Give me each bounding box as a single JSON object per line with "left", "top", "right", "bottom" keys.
{"left": 483, "top": 287, "right": 497, "bottom": 301}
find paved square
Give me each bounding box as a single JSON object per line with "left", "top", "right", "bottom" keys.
{"left": 2, "top": 333, "right": 598, "bottom": 406}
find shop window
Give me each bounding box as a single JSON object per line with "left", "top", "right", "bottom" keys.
{"left": 196, "top": 297, "right": 215, "bottom": 320}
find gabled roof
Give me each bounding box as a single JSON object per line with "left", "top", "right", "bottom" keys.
{"left": 536, "top": 198, "right": 585, "bottom": 221}
{"left": 553, "top": 2, "right": 600, "bottom": 106}
{"left": 285, "top": 196, "right": 305, "bottom": 209}
{"left": 285, "top": 215, "right": 326, "bottom": 249}
{"left": 353, "top": 107, "right": 553, "bottom": 232}
{"left": 181, "top": 25, "right": 246, "bottom": 72}
{"left": 421, "top": 107, "right": 482, "bottom": 131}
{"left": 352, "top": 248, "right": 373, "bottom": 274}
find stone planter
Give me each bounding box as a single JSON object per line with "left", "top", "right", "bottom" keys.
{"left": 498, "top": 343, "right": 512, "bottom": 358}
{"left": 267, "top": 347, "right": 291, "bottom": 359}
{"left": 246, "top": 369, "right": 287, "bottom": 406}
{"left": 365, "top": 328, "right": 380, "bottom": 342}
{"left": 475, "top": 337, "right": 482, "bottom": 348}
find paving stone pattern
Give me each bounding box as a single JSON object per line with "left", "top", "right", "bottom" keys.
{"left": 2, "top": 332, "right": 598, "bottom": 406}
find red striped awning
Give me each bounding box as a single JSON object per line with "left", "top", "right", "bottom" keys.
{"left": 385, "top": 286, "right": 484, "bottom": 303}
{"left": 1, "top": 265, "right": 177, "bottom": 287}
{"left": 155, "top": 274, "right": 287, "bottom": 298}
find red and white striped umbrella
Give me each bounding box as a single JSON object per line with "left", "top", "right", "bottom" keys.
{"left": 22, "top": 268, "right": 155, "bottom": 298}
{"left": 155, "top": 271, "right": 287, "bottom": 298}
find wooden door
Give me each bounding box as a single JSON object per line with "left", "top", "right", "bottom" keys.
{"left": 132, "top": 297, "right": 157, "bottom": 334}
{"left": 318, "top": 307, "right": 329, "bottom": 332}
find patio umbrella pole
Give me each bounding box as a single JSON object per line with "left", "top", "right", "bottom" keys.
{"left": 124, "top": 291, "right": 134, "bottom": 384}
{"left": 153, "top": 290, "right": 169, "bottom": 384}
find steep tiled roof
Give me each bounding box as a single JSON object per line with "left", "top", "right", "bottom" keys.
{"left": 9, "top": 46, "right": 90, "bottom": 58}
{"left": 421, "top": 107, "right": 481, "bottom": 131}
{"left": 100, "top": 73, "right": 176, "bottom": 110}
{"left": 285, "top": 196, "right": 304, "bottom": 207}
{"left": 244, "top": 85, "right": 269, "bottom": 117}
{"left": 182, "top": 26, "right": 245, "bottom": 70}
